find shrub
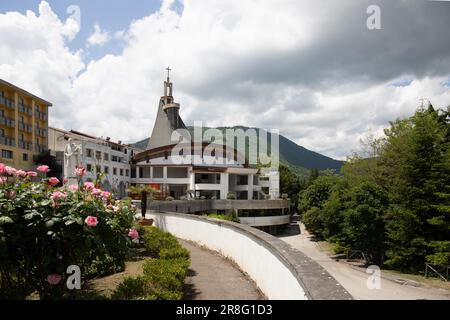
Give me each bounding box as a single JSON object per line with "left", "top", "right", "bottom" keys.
{"left": 142, "top": 226, "right": 179, "bottom": 257}
{"left": 111, "top": 276, "right": 149, "bottom": 300}
{"left": 165, "top": 196, "right": 174, "bottom": 201}
{"left": 207, "top": 212, "right": 240, "bottom": 223}
{"left": 0, "top": 164, "right": 137, "bottom": 299}
{"left": 226, "top": 192, "right": 236, "bottom": 200}
{"left": 112, "top": 227, "right": 190, "bottom": 300}
{"left": 159, "top": 246, "right": 190, "bottom": 260}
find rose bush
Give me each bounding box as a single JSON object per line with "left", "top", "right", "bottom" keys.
{"left": 0, "top": 164, "right": 137, "bottom": 299}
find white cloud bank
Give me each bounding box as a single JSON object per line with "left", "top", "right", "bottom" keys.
{"left": 0, "top": 0, "right": 449, "bottom": 160}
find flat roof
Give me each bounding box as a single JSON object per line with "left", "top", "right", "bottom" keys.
{"left": 49, "top": 126, "right": 139, "bottom": 149}
{"left": 0, "top": 78, "right": 53, "bottom": 106}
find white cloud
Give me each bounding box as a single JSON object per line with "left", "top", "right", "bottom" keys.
{"left": 86, "top": 23, "right": 110, "bottom": 47}
{"left": 0, "top": 0, "right": 449, "bottom": 160}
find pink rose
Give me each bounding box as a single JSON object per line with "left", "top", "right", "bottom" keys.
{"left": 5, "top": 166, "right": 16, "bottom": 176}
{"left": 15, "top": 170, "right": 27, "bottom": 178}
{"left": 75, "top": 166, "right": 87, "bottom": 177}
{"left": 48, "top": 177, "right": 60, "bottom": 187}
{"left": 50, "top": 191, "right": 67, "bottom": 201}
{"left": 106, "top": 203, "right": 114, "bottom": 209}
{"left": 0, "top": 177, "right": 7, "bottom": 185}
{"left": 84, "top": 216, "right": 98, "bottom": 227}
{"left": 84, "top": 182, "right": 95, "bottom": 191}
{"left": 47, "top": 274, "right": 62, "bottom": 285}
{"left": 68, "top": 184, "right": 79, "bottom": 191}
{"left": 128, "top": 228, "right": 139, "bottom": 239}
{"left": 63, "top": 178, "right": 68, "bottom": 184}
{"left": 101, "top": 191, "right": 111, "bottom": 201}
{"left": 27, "top": 171, "right": 38, "bottom": 177}
{"left": 37, "top": 165, "right": 50, "bottom": 173}
{"left": 0, "top": 163, "right": 6, "bottom": 174}
{"left": 92, "top": 188, "right": 102, "bottom": 196}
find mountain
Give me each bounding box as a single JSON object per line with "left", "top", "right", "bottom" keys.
{"left": 132, "top": 126, "right": 343, "bottom": 178}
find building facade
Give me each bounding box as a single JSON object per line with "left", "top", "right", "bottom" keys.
{"left": 0, "top": 79, "right": 52, "bottom": 170}
{"left": 48, "top": 127, "right": 140, "bottom": 197}
{"left": 131, "top": 74, "right": 280, "bottom": 201}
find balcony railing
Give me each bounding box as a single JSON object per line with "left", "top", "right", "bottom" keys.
{"left": 35, "top": 109, "right": 47, "bottom": 121}
{"left": 0, "top": 116, "right": 15, "bottom": 128}
{"left": 0, "top": 136, "right": 15, "bottom": 147}
{"left": 35, "top": 144, "right": 47, "bottom": 153}
{"left": 35, "top": 127, "right": 47, "bottom": 137}
{"left": 18, "top": 140, "right": 33, "bottom": 151}
{"left": 18, "top": 103, "right": 32, "bottom": 116}
{"left": 18, "top": 121, "right": 33, "bottom": 133}
{"left": 0, "top": 96, "right": 15, "bottom": 109}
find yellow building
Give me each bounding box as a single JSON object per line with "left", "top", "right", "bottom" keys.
{"left": 0, "top": 79, "right": 52, "bottom": 170}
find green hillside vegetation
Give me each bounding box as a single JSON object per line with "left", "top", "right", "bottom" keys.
{"left": 299, "top": 104, "right": 450, "bottom": 272}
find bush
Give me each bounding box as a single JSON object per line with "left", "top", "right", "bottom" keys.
{"left": 142, "top": 226, "right": 179, "bottom": 257}
{"left": 207, "top": 212, "right": 240, "bottom": 223}
{"left": 226, "top": 192, "right": 236, "bottom": 200}
{"left": 0, "top": 164, "right": 137, "bottom": 299}
{"left": 165, "top": 196, "right": 174, "bottom": 201}
{"left": 112, "top": 227, "right": 190, "bottom": 300}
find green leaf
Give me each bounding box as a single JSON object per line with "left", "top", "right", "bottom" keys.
{"left": 0, "top": 216, "right": 14, "bottom": 225}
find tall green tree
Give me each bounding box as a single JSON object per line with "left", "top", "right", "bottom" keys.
{"left": 381, "top": 105, "right": 450, "bottom": 270}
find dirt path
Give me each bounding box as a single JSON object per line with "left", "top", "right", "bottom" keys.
{"left": 278, "top": 222, "right": 450, "bottom": 300}
{"left": 180, "top": 239, "right": 264, "bottom": 300}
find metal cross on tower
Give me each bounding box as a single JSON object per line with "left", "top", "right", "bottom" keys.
{"left": 166, "top": 66, "right": 171, "bottom": 81}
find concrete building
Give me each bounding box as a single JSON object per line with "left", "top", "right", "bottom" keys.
{"left": 48, "top": 127, "right": 140, "bottom": 198}
{"left": 132, "top": 73, "right": 280, "bottom": 201}
{"left": 0, "top": 79, "right": 52, "bottom": 170}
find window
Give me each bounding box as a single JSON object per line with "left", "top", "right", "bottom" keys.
{"left": 0, "top": 128, "right": 4, "bottom": 137}
{"left": 86, "top": 148, "right": 93, "bottom": 158}
{"left": 96, "top": 165, "right": 101, "bottom": 173}
{"left": 124, "top": 148, "right": 127, "bottom": 154}
{"left": 23, "top": 153, "right": 28, "bottom": 161}
{"left": 104, "top": 153, "right": 109, "bottom": 161}
{"left": 87, "top": 164, "right": 92, "bottom": 172}
{"left": 113, "top": 168, "right": 117, "bottom": 175}
{"left": 95, "top": 151, "right": 102, "bottom": 160}
{"left": 125, "top": 169, "right": 129, "bottom": 177}
{"left": 104, "top": 166, "right": 109, "bottom": 174}
{"left": 120, "top": 169, "right": 124, "bottom": 176}
{"left": 1, "top": 149, "right": 13, "bottom": 159}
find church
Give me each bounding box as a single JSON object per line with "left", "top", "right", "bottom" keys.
{"left": 130, "top": 69, "right": 280, "bottom": 201}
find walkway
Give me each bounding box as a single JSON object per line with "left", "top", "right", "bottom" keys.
{"left": 278, "top": 222, "right": 450, "bottom": 300}
{"left": 179, "top": 239, "right": 264, "bottom": 300}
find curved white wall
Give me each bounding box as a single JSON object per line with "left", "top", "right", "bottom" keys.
{"left": 149, "top": 213, "right": 308, "bottom": 300}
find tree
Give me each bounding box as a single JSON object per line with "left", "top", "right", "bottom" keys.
{"left": 380, "top": 106, "right": 450, "bottom": 270}
{"left": 279, "top": 163, "right": 304, "bottom": 212}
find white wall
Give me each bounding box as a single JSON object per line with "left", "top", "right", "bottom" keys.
{"left": 149, "top": 213, "right": 308, "bottom": 300}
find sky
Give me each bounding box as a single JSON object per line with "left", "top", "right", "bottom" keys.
{"left": 0, "top": 0, "right": 449, "bottom": 160}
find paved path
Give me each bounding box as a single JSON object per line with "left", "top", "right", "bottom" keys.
{"left": 279, "top": 223, "right": 450, "bottom": 300}
{"left": 179, "top": 239, "right": 264, "bottom": 300}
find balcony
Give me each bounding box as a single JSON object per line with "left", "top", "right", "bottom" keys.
{"left": 0, "top": 116, "right": 15, "bottom": 128}
{"left": 18, "top": 140, "right": 33, "bottom": 151}
{"left": 18, "top": 121, "right": 33, "bottom": 133}
{"left": 18, "top": 103, "right": 32, "bottom": 116}
{"left": 35, "top": 110, "right": 47, "bottom": 121}
{"left": 35, "top": 127, "right": 47, "bottom": 137}
{"left": 35, "top": 144, "right": 47, "bottom": 153}
{"left": 0, "top": 96, "right": 15, "bottom": 109}
{"left": 0, "top": 136, "right": 15, "bottom": 147}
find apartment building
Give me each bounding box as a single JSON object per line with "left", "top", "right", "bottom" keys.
{"left": 48, "top": 127, "right": 140, "bottom": 197}
{"left": 0, "top": 79, "right": 52, "bottom": 170}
